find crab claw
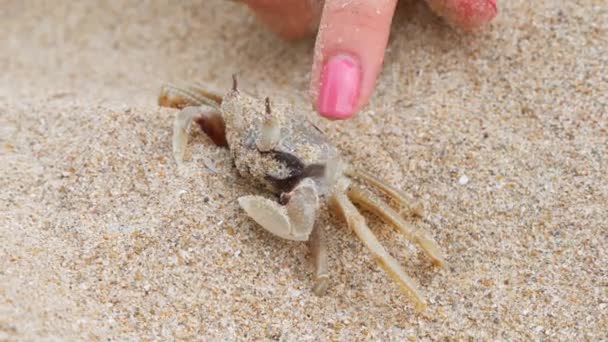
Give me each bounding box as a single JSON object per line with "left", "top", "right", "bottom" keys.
{"left": 239, "top": 178, "right": 319, "bottom": 241}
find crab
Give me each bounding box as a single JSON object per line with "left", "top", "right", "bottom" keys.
{"left": 158, "top": 76, "right": 445, "bottom": 309}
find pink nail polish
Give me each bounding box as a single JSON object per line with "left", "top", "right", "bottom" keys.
{"left": 317, "top": 54, "right": 361, "bottom": 119}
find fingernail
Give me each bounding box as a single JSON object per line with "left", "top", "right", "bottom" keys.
{"left": 317, "top": 54, "right": 361, "bottom": 119}
{"left": 432, "top": 0, "right": 497, "bottom": 30}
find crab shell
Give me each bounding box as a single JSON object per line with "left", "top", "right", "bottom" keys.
{"left": 220, "top": 89, "right": 340, "bottom": 197}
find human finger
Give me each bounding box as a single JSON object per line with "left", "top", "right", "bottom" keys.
{"left": 242, "top": 0, "right": 323, "bottom": 40}
{"left": 310, "top": 0, "right": 398, "bottom": 120}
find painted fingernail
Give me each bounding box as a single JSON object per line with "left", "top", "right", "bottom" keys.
{"left": 433, "top": 0, "right": 498, "bottom": 30}
{"left": 317, "top": 54, "right": 361, "bottom": 120}
{"left": 457, "top": 0, "right": 497, "bottom": 29}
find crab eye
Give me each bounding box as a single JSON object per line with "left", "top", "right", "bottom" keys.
{"left": 231, "top": 74, "right": 238, "bottom": 92}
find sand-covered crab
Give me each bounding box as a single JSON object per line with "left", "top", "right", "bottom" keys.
{"left": 158, "top": 76, "right": 445, "bottom": 309}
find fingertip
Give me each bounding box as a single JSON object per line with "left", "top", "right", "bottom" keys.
{"left": 311, "top": 1, "right": 398, "bottom": 120}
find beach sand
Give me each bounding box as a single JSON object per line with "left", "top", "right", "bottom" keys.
{"left": 1, "top": 1, "right": 606, "bottom": 340}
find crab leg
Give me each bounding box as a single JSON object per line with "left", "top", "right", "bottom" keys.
{"left": 172, "top": 107, "right": 202, "bottom": 163}
{"left": 345, "top": 166, "right": 422, "bottom": 216}
{"left": 347, "top": 185, "right": 445, "bottom": 266}
{"left": 172, "top": 107, "right": 226, "bottom": 164}
{"left": 331, "top": 179, "right": 427, "bottom": 310}
{"left": 310, "top": 225, "right": 329, "bottom": 296}
{"left": 189, "top": 82, "right": 224, "bottom": 105}
{"left": 159, "top": 83, "right": 222, "bottom": 110}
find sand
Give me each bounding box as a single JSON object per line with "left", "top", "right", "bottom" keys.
{"left": 1, "top": 1, "right": 606, "bottom": 340}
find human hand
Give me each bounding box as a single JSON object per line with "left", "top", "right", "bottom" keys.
{"left": 241, "top": 0, "right": 497, "bottom": 120}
